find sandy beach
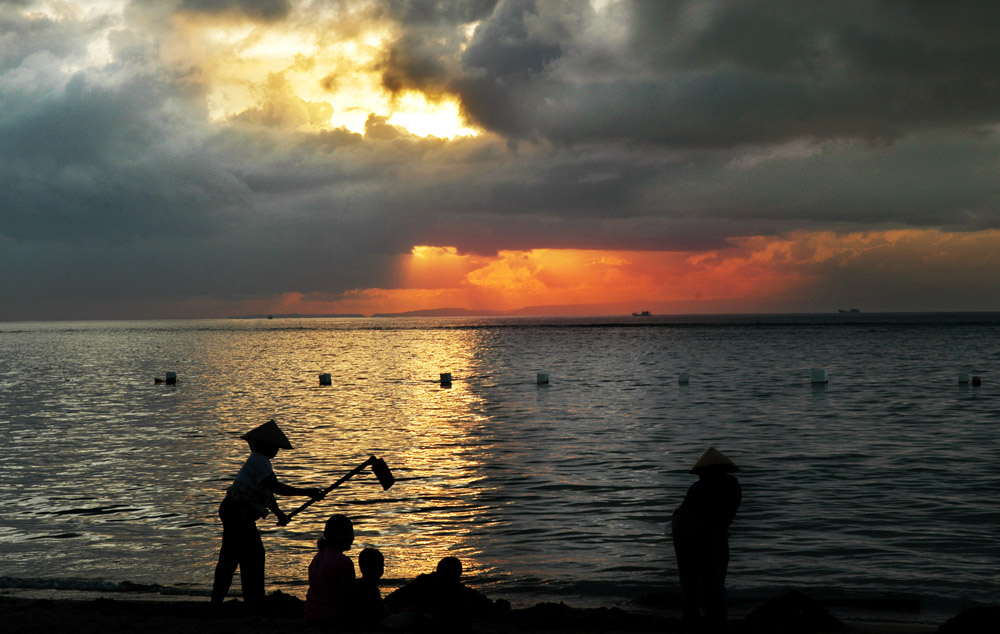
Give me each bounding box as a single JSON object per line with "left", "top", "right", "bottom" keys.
{"left": 4, "top": 590, "right": 993, "bottom": 634}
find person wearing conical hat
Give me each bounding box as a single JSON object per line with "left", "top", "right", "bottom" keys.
{"left": 211, "top": 420, "right": 322, "bottom": 607}
{"left": 670, "top": 447, "right": 742, "bottom": 629}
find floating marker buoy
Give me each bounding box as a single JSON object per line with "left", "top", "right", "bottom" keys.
{"left": 958, "top": 373, "right": 970, "bottom": 384}
{"left": 440, "top": 372, "right": 452, "bottom": 386}
{"left": 972, "top": 375, "right": 982, "bottom": 386}
{"left": 165, "top": 371, "right": 177, "bottom": 385}
{"left": 537, "top": 372, "right": 549, "bottom": 385}
{"left": 678, "top": 373, "right": 690, "bottom": 385}
{"left": 810, "top": 369, "right": 828, "bottom": 384}
{"left": 319, "top": 373, "right": 332, "bottom": 386}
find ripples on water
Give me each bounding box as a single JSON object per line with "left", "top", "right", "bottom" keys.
{"left": 0, "top": 316, "right": 997, "bottom": 608}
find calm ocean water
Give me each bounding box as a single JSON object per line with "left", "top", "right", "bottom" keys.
{"left": 1, "top": 314, "right": 998, "bottom": 612}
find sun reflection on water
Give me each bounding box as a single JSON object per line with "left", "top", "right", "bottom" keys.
{"left": 200, "top": 326, "right": 497, "bottom": 591}
{"left": 5, "top": 319, "right": 997, "bottom": 607}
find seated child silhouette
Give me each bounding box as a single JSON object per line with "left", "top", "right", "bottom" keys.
{"left": 384, "top": 556, "right": 506, "bottom": 628}
{"left": 305, "top": 514, "right": 356, "bottom": 625}
{"left": 353, "top": 547, "right": 387, "bottom": 628}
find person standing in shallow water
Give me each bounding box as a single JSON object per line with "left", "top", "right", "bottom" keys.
{"left": 671, "top": 447, "right": 742, "bottom": 629}
{"left": 211, "top": 419, "right": 321, "bottom": 606}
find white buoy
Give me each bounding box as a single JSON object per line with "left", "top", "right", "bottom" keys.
{"left": 165, "top": 371, "right": 177, "bottom": 385}
{"left": 440, "top": 372, "right": 452, "bottom": 386}
{"left": 319, "top": 373, "right": 332, "bottom": 386}
{"left": 678, "top": 373, "right": 690, "bottom": 385}
{"left": 810, "top": 369, "right": 828, "bottom": 384}
{"left": 537, "top": 372, "right": 549, "bottom": 385}
{"left": 958, "top": 373, "right": 970, "bottom": 384}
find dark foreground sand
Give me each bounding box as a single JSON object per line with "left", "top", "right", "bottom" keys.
{"left": 1, "top": 591, "right": 996, "bottom": 634}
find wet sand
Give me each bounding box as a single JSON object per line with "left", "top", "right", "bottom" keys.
{"left": 3, "top": 590, "right": 984, "bottom": 634}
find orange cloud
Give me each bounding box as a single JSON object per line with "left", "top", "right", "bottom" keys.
{"left": 268, "top": 243, "right": 808, "bottom": 315}
{"left": 227, "top": 229, "right": 1000, "bottom": 317}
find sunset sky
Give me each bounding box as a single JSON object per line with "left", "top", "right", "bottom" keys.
{"left": 3, "top": 1, "right": 1000, "bottom": 320}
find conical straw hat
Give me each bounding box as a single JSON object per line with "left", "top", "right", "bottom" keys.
{"left": 241, "top": 419, "right": 293, "bottom": 449}
{"left": 690, "top": 446, "right": 738, "bottom": 473}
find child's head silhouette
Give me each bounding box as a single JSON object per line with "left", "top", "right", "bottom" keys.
{"left": 436, "top": 556, "right": 462, "bottom": 586}
{"left": 320, "top": 514, "right": 354, "bottom": 552}
{"left": 359, "top": 547, "right": 385, "bottom": 581}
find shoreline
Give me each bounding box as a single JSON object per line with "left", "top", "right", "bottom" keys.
{"left": 3, "top": 588, "right": 990, "bottom": 634}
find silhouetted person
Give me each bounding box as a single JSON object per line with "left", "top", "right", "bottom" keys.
{"left": 353, "top": 547, "right": 387, "bottom": 629}
{"left": 211, "top": 420, "right": 321, "bottom": 607}
{"left": 671, "top": 447, "right": 742, "bottom": 629}
{"left": 384, "top": 556, "right": 506, "bottom": 629}
{"left": 305, "top": 514, "right": 357, "bottom": 626}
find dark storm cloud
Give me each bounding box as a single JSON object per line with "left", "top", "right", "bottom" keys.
{"left": 366, "top": 0, "right": 1000, "bottom": 242}
{"left": 384, "top": 0, "right": 499, "bottom": 24}
{"left": 375, "top": 0, "right": 1000, "bottom": 146}
{"left": 0, "top": 3, "right": 105, "bottom": 71}
{"left": 176, "top": 0, "right": 291, "bottom": 22}
{"left": 3, "top": 0, "right": 1000, "bottom": 318}
{"left": 0, "top": 72, "right": 243, "bottom": 242}
{"left": 613, "top": 1, "right": 1000, "bottom": 145}
{"left": 377, "top": 0, "right": 585, "bottom": 139}
{"left": 460, "top": 0, "right": 565, "bottom": 77}
{"left": 376, "top": 0, "right": 499, "bottom": 96}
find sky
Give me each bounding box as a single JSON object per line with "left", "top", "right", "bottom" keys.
{"left": 2, "top": 0, "right": 1000, "bottom": 320}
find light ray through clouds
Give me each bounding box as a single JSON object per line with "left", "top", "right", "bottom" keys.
{"left": 2, "top": 0, "right": 1000, "bottom": 320}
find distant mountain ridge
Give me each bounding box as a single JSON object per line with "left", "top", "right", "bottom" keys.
{"left": 232, "top": 298, "right": 745, "bottom": 319}
{"left": 235, "top": 303, "right": 657, "bottom": 319}
{"left": 231, "top": 313, "right": 365, "bottom": 319}
{"left": 370, "top": 307, "right": 506, "bottom": 317}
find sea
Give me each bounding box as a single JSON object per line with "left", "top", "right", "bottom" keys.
{"left": 1, "top": 314, "right": 997, "bottom": 617}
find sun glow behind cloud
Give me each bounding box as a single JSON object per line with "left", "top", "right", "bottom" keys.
{"left": 224, "top": 229, "right": 1000, "bottom": 318}
{"left": 274, "top": 241, "right": 812, "bottom": 316}
{"left": 9, "top": 2, "right": 1000, "bottom": 322}
{"left": 164, "top": 8, "right": 479, "bottom": 138}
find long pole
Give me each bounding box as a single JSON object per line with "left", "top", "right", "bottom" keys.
{"left": 285, "top": 455, "right": 376, "bottom": 521}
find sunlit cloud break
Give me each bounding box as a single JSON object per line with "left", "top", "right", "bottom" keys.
{"left": 2, "top": 1, "right": 1000, "bottom": 320}
{"left": 229, "top": 230, "right": 1000, "bottom": 318}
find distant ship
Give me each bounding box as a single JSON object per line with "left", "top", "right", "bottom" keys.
{"left": 632, "top": 310, "right": 652, "bottom": 316}
{"left": 838, "top": 308, "right": 860, "bottom": 313}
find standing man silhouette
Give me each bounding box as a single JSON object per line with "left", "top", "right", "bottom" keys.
{"left": 211, "top": 420, "right": 320, "bottom": 607}
{"left": 671, "top": 447, "right": 742, "bottom": 629}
